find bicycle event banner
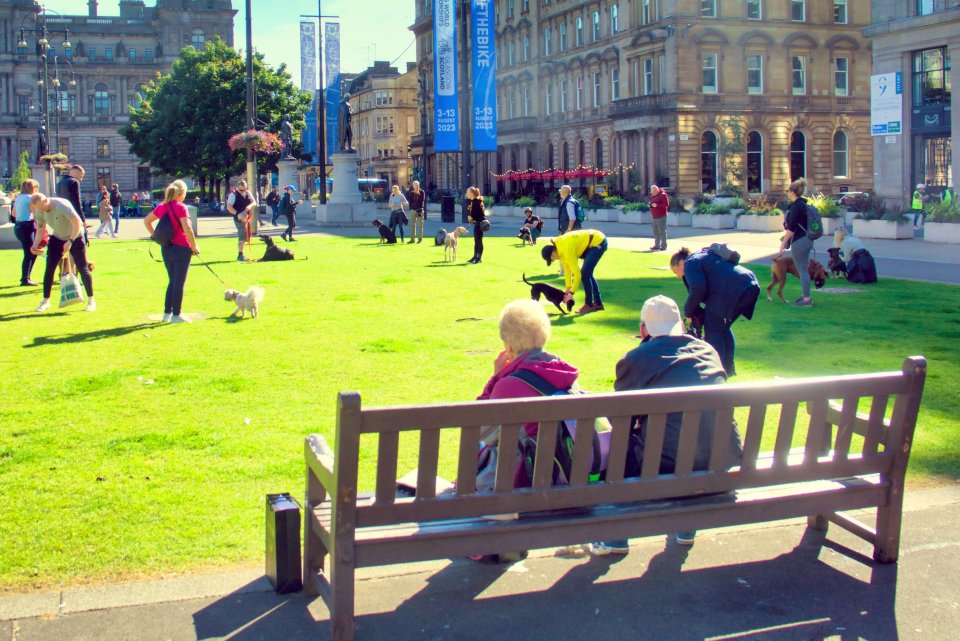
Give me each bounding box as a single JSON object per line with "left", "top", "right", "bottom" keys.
{"left": 433, "top": 0, "right": 459, "bottom": 151}
{"left": 471, "top": 0, "right": 497, "bottom": 151}
{"left": 299, "top": 22, "right": 317, "bottom": 162}
{"left": 325, "top": 22, "right": 342, "bottom": 157}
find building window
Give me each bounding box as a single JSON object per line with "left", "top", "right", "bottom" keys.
{"left": 747, "top": 54, "right": 763, "bottom": 94}
{"left": 545, "top": 83, "right": 552, "bottom": 115}
{"left": 833, "top": 131, "right": 848, "bottom": 177}
{"left": 747, "top": 0, "right": 761, "bottom": 20}
{"left": 105, "top": 47, "right": 113, "bottom": 59}
{"left": 631, "top": 60, "right": 640, "bottom": 97}
{"left": 592, "top": 71, "right": 601, "bottom": 107}
{"left": 790, "top": 131, "right": 806, "bottom": 182}
{"left": 790, "top": 0, "right": 805, "bottom": 21}
{"left": 610, "top": 4, "right": 618, "bottom": 34}
{"left": 562, "top": 141, "right": 569, "bottom": 169}
{"left": 643, "top": 58, "right": 653, "bottom": 95}
{"left": 701, "top": 0, "right": 716, "bottom": 18}
{"left": 575, "top": 16, "right": 583, "bottom": 46}
{"left": 701, "top": 131, "right": 718, "bottom": 193}
{"left": 576, "top": 75, "right": 583, "bottom": 109}
{"left": 559, "top": 23, "right": 567, "bottom": 51}
{"left": 97, "top": 167, "right": 111, "bottom": 189}
{"left": 595, "top": 139, "right": 604, "bottom": 169}
{"left": 191, "top": 29, "right": 205, "bottom": 46}
{"left": 747, "top": 131, "right": 763, "bottom": 193}
{"left": 522, "top": 0, "right": 529, "bottom": 12}
{"left": 659, "top": 55, "right": 665, "bottom": 93}
{"left": 58, "top": 138, "right": 70, "bottom": 159}
{"left": 145, "top": 48, "right": 152, "bottom": 60}
{"left": 913, "top": 47, "right": 951, "bottom": 106}
{"left": 507, "top": 0, "right": 514, "bottom": 18}
{"left": 592, "top": 10, "right": 600, "bottom": 41}
{"left": 578, "top": 139, "right": 585, "bottom": 165}
{"left": 917, "top": 0, "right": 933, "bottom": 16}
{"left": 792, "top": 56, "right": 806, "bottom": 95}
{"left": 611, "top": 67, "right": 620, "bottom": 101}
{"left": 523, "top": 86, "right": 530, "bottom": 116}
{"left": 97, "top": 138, "right": 110, "bottom": 158}
{"left": 834, "top": 57, "right": 849, "bottom": 96}
{"left": 509, "top": 90, "right": 516, "bottom": 118}
{"left": 94, "top": 83, "right": 110, "bottom": 115}
{"left": 560, "top": 79, "right": 568, "bottom": 112}
{"left": 523, "top": 34, "right": 530, "bottom": 61}
{"left": 137, "top": 166, "right": 151, "bottom": 191}
{"left": 18, "top": 96, "right": 30, "bottom": 118}
{"left": 128, "top": 48, "right": 136, "bottom": 60}
{"left": 642, "top": 0, "right": 651, "bottom": 25}
{"left": 834, "top": 0, "right": 847, "bottom": 24}
{"left": 544, "top": 29, "right": 551, "bottom": 56}
{"left": 702, "top": 53, "right": 718, "bottom": 93}
{"left": 88, "top": 47, "right": 96, "bottom": 58}
{"left": 508, "top": 40, "right": 515, "bottom": 65}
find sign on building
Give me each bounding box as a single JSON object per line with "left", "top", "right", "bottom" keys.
{"left": 471, "top": 0, "right": 496, "bottom": 151}
{"left": 300, "top": 22, "right": 317, "bottom": 162}
{"left": 871, "top": 72, "right": 902, "bottom": 136}
{"left": 325, "top": 23, "right": 341, "bottom": 157}
{"left": 433, "top": 0, "right": 460, "bottom": 151}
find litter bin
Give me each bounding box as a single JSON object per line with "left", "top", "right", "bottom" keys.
{"left": 441, "top": 195, "right": 456, "bottom": 223}
{"left": 265, "top": 493, "right": 302, "bottom": 594}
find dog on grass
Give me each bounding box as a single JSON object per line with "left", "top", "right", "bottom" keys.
{"left": 443, "top": 226, "right": 469, "bottom": 262}
{"left": 766, "top": 255, "right": 829, "bottom": 302}
{"left": 224, "top": 286, "right": 265, "bottom": 319}
{"left": 523, "top": 273, "right": 573, "bottom": 314}
{"left": 517, "top": 226, "right": 533, "bottom": 245}
{"left": 372, "top": 219, "right": 397, "bottom": 244}
{"left": 259, "top": 235, "right": 295, "bottom": 261}
{"left": 826, "top": 247, "right": 846, "bottom": 279}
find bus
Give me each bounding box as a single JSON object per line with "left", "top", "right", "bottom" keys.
{"left": 325, "top": 177, "right": 388, "bottom": 200}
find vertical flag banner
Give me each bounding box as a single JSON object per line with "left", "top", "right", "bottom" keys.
{"left": 471, "top": 0, "right": 496, "bottom": 151}
{"left": 325, "top": 22, "right": 342, "bottom": 157}
{"left": 433, "top": 0, "right": 459, "bottom": 151}
{"left": 299, "top": 22, "right": 317, "bottom": 162}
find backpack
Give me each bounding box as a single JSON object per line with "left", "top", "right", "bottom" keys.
{"left": 706, "top": 243, "right": 741, "bottom": 265}
{"left": 571, "top": 197, "right": 586, "bottom": 223}
{"left": 802, "top": 203, "right": 824, "bottom": 240}
{"left": 152, "top": 203, "right": 175, "bottom": 247}
{"left": 509, "top": 369, "right": 609, "bottom": 485}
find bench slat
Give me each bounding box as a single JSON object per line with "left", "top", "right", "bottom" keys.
{"left": 456, "top": 426, "right": 480, "bottom": 496}
{"left": 604, "top": 415, "right": 632, "bottom": 483}
{"left": 495, "top": 424, "right": 522, "bottom": 493}
{"left": 804, "top": 398, "right": 829, "bottom": 465}
{"left": 641, "top": 414, "right": 668, "bottom": 479}
{"left": 740, "top": 404, "right": 766, "bottom": 471}
{"left": 531, "top": 420, "right": 560, "bottom": 489}
{"left": 708, "top": 407, "right": 736, "bottom": 473}
{"left": 774, "top": 402, "right": 798, "bottom": 468}
{"left": 834, "top": 396, "right": 860, "bottom": 461}
{"left": 569, "top": 417, "right": 596, "bottom": 485}
{"left": 672, "top": 411, "right": 701, "bottom": 476}
{"left": 864, "top": 395, "right": 889, "bottom": 456}
{"left": 375, "top": 432, "right": 399, "bottom": 505}
{"left": 416, "top": 429, "right": 442, "bottom": 499}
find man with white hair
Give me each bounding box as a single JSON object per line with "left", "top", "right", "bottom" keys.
{"left": 589, "top": 295, "right": 742, "bottom": 555}
{"left": 557, "top": 184, "right": 582, "bottom": 234}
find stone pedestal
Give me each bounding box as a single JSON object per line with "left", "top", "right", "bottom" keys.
{"left": 277, "top": 159, "right": 299, "bottom": 194}
{"left": 330, "top": 151, "right": 362, "bottom": 205}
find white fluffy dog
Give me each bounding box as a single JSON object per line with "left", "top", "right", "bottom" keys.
{"left": 224, "top": 286, "right": 265, "bottom": 318}
{"left": 443, "top": 226, "right": 469, "bottom": 262}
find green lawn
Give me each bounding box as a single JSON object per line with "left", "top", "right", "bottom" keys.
{"left": 1, "top": 234, "right": 958, "bottom": 591}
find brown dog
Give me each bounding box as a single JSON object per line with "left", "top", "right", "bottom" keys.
{"left": 767, "top": 255, "right": 829, "bottom": 302}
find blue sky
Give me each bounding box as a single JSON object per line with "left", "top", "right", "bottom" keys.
{"left": 40, "top": 1, "right": 418, "bottom": 86}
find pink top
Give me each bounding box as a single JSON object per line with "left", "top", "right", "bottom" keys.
{"left": 155, "top": 201, "right": 191, "bottom": 248}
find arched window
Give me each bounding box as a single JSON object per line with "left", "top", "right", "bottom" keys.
{"left": 701, "top": 131, "right": 718, "bottom": 193}
{"left": 595, "top": 138, "right": 604, "bottom": 169}
{"left": 747, "top": 130, "right": 763, "bottom": 193}
{"left": 578, "top": 139, "right": 585, "bottom": 165}
{"left": 790, "top": 131, "right": 806, "bottom": 182}
{"left": 562, "top": 141, "right": 569, "bottom": 169}
{"left": 833, "top": 130, "right": 848, "bottom": 177}
{"left": 94, "top": 82, "right": 110, "bottom": 115}
{"left": 191, "top": 29, "right": 205, "bottom": 47}
{"left": 547, "top": 143, "right": 554, "bottom": 169}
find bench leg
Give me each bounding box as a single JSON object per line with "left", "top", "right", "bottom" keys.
{"left": 302, "top": 518, "right": 328, "bottom": 596}
{"left": 330, "top": 558, "right": 356, "bottom": 641}
{"left": 807, "top": 514, "right": 829, "bottom": 531}
{"left": 874, "top": 502, "right": 903, "bottom": 564}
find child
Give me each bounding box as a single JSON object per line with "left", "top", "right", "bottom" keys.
{"left": 95, "top": 202, "right": 116, "bottom": 238}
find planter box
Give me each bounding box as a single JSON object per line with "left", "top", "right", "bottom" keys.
{"left": 736, "top": 215, "right": 784, "bottom": 233}
{"left": 587, "top": 208, "right": 617, "bottom": 222}
{"left": 535, "top": 206, "right": 555, "bottom": 221}
{"left": 692, "top": 213, "right": 736, "bottom": 229}
{"left": 853, "top": 218, "right": 913, "bottom": 240}
{"left": 923, "top": 222, "right": 960, "bottom": 244}
{"left": 843, "top": 210, "right": 858, "bottom": 228}
{"left": 618, "top": 211, "right": 643, "bottom": 224}
{"left": 667, "top": 211, "right": 692, "bottom": 227}
{"left": 490, "top": 205, "right": 514, "bottom": 218}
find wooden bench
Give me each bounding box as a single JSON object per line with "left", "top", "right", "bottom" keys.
{"left": 303, "top": 356, "right": 926, "bottom": 641}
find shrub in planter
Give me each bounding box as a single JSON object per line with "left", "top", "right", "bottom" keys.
{"left": 603, "top": 196, "right": 628, "bottom": 208}
{"left": 693, "top": 202, "right": 735, "bottom": 229}
{"left": 923, "top": 202, "right": 960, "bottom": 243}
{"left": 736, "top": 207, "right": 784, "bottom": 232}
{"left": 728, "top": 197, "right": 748, "bottom": 210}
{"left": 926, "top": 201, "right": 960, "bottom": 224}
{"left": 853, "top": 209, "right": 913, "bottom": 239}
{"left": 623, "top": 201, "right": 649, "bottom": 212}
{"left": 693, "top": 203, "right": 732, "bottom": 216}
{"left": 514, "top": 196, "right": 535, "bottom": 208}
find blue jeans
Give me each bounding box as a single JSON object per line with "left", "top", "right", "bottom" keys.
{"left": 113, "top": 207, "right": 121, "bottom": 233}
{"left": 704, "top": 310, "right": 735, "bottom": 376}
{"left": 600, "top": 531, "right": 697, "bottom": 551}
{"left": 161, "top": 244, "right": 192, "bottom": 316}
{"left": 789, "top": 235, "right": 813, "bottom": 299}
{"left": 270, "top": 204, "right": 279, "bottom": 225}
{"left": 580, "top": 238, "right": 608, "bottom": 305}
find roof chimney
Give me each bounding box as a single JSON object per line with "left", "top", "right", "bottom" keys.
{"left": 88, "top": 1, "right": 98, "bottom": 17}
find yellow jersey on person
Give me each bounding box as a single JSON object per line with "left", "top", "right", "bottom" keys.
{"left": 553, "top": 229, "right": 606, "bottom": 294}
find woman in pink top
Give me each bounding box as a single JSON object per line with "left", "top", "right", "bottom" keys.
{"left": 144, "top": 180, "right": 200, "bottom": 323}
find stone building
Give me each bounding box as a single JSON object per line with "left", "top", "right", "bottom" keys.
{"left": 0, "top": 0, "right": 234, "bottom": 194}
{"left": 348, "top": 61, "right": 419, "bottom": 188}
{"left": 411, "top": 0, "right": 873, "bottom": 201}
{"left": 866, "top": 0, "right": 957, "bottom": 205}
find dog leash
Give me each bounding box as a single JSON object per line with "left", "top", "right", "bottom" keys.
{"left": 148, "top": 244, "right": 226, "bottom": 285}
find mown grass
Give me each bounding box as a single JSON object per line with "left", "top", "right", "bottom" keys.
{"left": 1, "top": 233, "right": 958, "bottom": 590}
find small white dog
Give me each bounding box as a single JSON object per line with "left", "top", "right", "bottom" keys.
{"left": 443, "top": 226, "right": 469, "bottom": 262}
{"left": 224, "top": 286, "right": 265, "bottom": 318}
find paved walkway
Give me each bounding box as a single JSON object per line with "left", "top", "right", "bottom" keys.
{"left": 3, "top": 485, "right": 958, "bottom": 640}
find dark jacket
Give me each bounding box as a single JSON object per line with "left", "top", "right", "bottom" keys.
{"left": 469, "top": 198, "right": 485, "bottom": 223}
{"left": 57, "top": 176, "right": 83, "bottom": 219}
{"left": 785, "top": 196, "right": 808, "bottom": 241}
{"left": 408, "top": 189, "right": 426, "bottom": 213}
{"left": 615, "top": 334, "right": 742, "bottom": 474}
{"left": 279, "top": 192, "right": 297, "bottom": 216}
{"left": 557, "top": 195, "right": 582, "bottom": 233}
{"left": 109, "top": 188, "right": 122, "bottom": 208}
{"left": 682, "top": 250, "right": 760, "bottom": 323}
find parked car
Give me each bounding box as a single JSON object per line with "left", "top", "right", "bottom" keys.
{"left": 833, "top": 191, "right": 867, "bottom": 207}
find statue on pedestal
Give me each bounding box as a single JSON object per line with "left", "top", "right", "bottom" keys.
{"left": 36, "top": 125, "right": 48, "bottom": 163}
{"left": 337, "top": 93, "right": 354, "bottom": 152}
{"left": 280, "top": 115, "right": 295, "bottom": 159}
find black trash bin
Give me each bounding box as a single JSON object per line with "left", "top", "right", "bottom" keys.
{"left": 265, "top": 493, "right": 302, "bottom": 594}
{"left": 441, "top": 195, "right": 456, "bottom": 223}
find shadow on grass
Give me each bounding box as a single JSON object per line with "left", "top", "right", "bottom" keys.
{"left": 0, "top": 310, "right": 70, "bottom": 322}
{"left": 24, "top": 322, "right": 159, "bottom": 347}
{"left": 0, "top": 287, "right": 42, "bottom": 300}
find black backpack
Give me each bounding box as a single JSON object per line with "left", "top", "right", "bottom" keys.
{"left": 706, "top": 242, "right": 741, "bottom": 265}
{"left": 152, "top": 204, "right": 175, "bottom": 247}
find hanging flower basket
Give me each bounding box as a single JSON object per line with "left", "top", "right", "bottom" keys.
{"left": 228, "top": 129, "right": 282, "bottom": 154}
{"left": 39, "top": 153, "right": 69, "bottom": 164}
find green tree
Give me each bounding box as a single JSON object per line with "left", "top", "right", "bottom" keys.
{"left": 4, "top": 152, "right": 32, "bottom": 193}
{"left": 120, "top": 38, "right": 310, "bottom": 198}
{"left": 717, "top": 116, "right": 746, "bottom": 196}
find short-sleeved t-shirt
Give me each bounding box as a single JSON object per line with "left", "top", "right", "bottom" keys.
{"left": 154, "top": 201, "right": 191, "bottom": 248}
{"left": 36, "top": 197, "right": 81, "bottom": 240}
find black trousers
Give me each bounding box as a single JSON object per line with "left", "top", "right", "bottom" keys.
{"left": 162, "top": 244, "right": 192, "bottom": 316}
{"left": 473, "top": 224, "right": 484, "bottom": 258}
{"left": 14, "top": 221, "right": 37, "bottom": 283}
{"left": 284, "top": 212, "right": 296, "bottom": 238}
{"left": 43, "top": 236, "right": 93, "bottom": 299}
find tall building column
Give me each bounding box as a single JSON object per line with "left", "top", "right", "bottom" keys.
{"left": 951, "top": 41, "right": 959, "bottom": 190}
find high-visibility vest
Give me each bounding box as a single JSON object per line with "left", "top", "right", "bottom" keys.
{"left": 912, "top": 190, "right": 923, "bottom": 209}
{"left": 944, "top": 189, "right": 954, "bottom": 205}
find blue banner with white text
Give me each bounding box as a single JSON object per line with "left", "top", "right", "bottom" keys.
{"left": 300, "top": 22, "right": 318, "bottom": 162}
{"left": 433, "top": 0, "right": 459, "bottom": 151}
{"left": 471, "top": 0, "right": 496, "bottom": 151}
{"left": 324, "top": 22, "right": 341, "bottom": 158}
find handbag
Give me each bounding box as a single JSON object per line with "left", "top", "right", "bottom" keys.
{"left": 58, "top": 253, "right": 85, "bottom": 308}
{"left": 402, "top": 211, "right": 409, "bottom": 225}
{"left": 479, "top": 219, "right": 491, "bottom": 232}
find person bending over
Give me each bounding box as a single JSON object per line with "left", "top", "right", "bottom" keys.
{"left": 30, "top": 193, "right": 96, "bottom": 312}
{"left": 541, "top": 228, "right": 608, "bottom": 314}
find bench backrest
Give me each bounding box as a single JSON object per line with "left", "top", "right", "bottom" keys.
{"left": 309, "top": 357, "right": 925, "bottom": 529}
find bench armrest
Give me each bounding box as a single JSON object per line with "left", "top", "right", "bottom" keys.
{"left": 305, "top": 434, "right": 336, "bottom": 492}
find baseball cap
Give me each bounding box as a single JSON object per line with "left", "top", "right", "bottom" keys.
{"left": 916, "top": 183, "right": 925, "bottom": 189}
{"left": 541, "top": 243, "right": 555, "bottom": 266}
{"left": 524, "top": 207, "right": 534, "bottom": 214}
{"left": 640, "top": 295, "right": 684, "bottom": 337}
{"left": 285, "top": 185, "right": 298, "bottom": 192}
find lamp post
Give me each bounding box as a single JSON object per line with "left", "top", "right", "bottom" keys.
{"left": 419, "top": 67, "right": 429, "bottom": 198}
{"left": 244, "top": 0, "right": 256, "bottom": 194}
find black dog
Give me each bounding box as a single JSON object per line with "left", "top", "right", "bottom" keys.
{"left": 517, "top": 227, "right": 533, "bottom": 245}
{"left": 372, "top": 218, "right": 396, "bottom": 244}
{"left": 259, "top": 235, "right": 295, "bottom": 261}
{"left": 827, "top": 247, "right": 846, "bottom": 279}
{"left": 523, "top": 273, "right": 573, "bottom": 314}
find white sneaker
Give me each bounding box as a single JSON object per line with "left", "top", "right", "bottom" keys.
{"left": 161, "top": 313, "right": 172, "bottom": 323}
{"left": 35, "top": 299, "right": 50, "bottom": 312}
{"left": 85, "top": 299, "right": 96, "bottom": 312}
{"left": 170, "top": 315, "right": 191, "bottom": 323}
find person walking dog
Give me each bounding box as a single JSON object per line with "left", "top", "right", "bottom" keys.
{"left": 144, "top": 180, "right": 200, "bottom": 324}
{"left": 388, "top": 185, "right": 408, "bottom": 243}
{"left": 541, "top": 229, "right": 608, "bottom": 314}
{"left": 466, "top": 186, "right": 487, "bottom": 263}
{"left": 227, "top": 179, "right": 257, "bottom": 261}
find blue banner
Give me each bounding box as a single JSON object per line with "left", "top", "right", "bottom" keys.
{"left": 471, "top": 0, "right": 496, "bottom": 151}
{"left": 433, "top": 0, "right": 459, "bottom": 151}
{"left": 300, "top": 22, "right": 317, "bottom": 162}
{"left": 324, "top": 22, "right": 341, "bottom": 157}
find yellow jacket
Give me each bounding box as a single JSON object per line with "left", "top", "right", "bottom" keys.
{"left": 554, "top": 229, "right": 606, "bottom": 293}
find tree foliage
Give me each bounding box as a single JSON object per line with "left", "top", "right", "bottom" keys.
{"left": 4, "top": 152, "right": 32, "bottom": 192}
{"left": 120, "top": 38, "right": 310, "bottom": 184}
